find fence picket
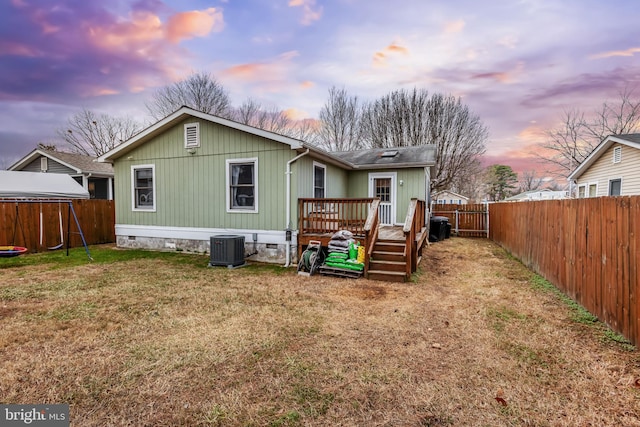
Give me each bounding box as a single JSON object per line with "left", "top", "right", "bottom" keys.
{"left": 490, "top": 197, "right": 640, "bottom": 346}
{"left": 0, "top": 200, "right": 115, "bottom": 252}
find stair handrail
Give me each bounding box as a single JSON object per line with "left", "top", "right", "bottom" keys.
{"left": 364, "top": 199, "right": 380, "bottom": 275}
{"left": 403, "top": 198, "right": 426, "bottom": 278}
{"left": 403, "top": 199, "right": 417, "bottom": 278}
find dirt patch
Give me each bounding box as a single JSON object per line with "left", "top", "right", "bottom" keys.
{"left": 334, "top": 283, "right": 388, "bottom": 299}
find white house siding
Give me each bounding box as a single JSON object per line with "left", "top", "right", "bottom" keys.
{"left": 577, "top": 143, "right": 640, "bottom": 196}
{"left": 434, "top": 191, "right": 468, "bottom": 204}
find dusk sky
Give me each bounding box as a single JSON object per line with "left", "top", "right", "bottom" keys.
{"left": 2, "top": 0, "right": 640, "bottom": 175}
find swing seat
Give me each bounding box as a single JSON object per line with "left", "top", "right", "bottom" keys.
{"left": 0, "top": 246, "right": 28, "bottom": 258}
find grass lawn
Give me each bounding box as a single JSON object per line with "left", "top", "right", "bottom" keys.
{"left": 1, "top": 238, "right": 639, "bottom": 426}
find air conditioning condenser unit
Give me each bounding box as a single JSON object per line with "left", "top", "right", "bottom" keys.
{"left": 209, "top": 235, "right": 245, "bottom": 267}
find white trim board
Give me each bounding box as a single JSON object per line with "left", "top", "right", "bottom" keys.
{"left": 115, "top": 224, "right": 298, "bottom": 245}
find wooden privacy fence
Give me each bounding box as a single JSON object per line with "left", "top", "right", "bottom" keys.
{"left": 431, "top": 203, "right": 489, "bottom": 237}
{"left": 0, "top": 199, "right": 115, "bottom": 253}
{"left": 490, "top": 197, "right": 640, "bottom": 346}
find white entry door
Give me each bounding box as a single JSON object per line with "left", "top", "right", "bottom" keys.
{"left": 368, "top": 173, "right": 396, "bottom": 225}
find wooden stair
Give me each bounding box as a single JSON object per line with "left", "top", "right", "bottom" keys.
{"left": 367, "top": 239, "right": 408, "bottom": 282}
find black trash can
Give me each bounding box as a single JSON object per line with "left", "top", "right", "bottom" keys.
{"left": 429, "top": 216, "right": 449, "bottom": 242}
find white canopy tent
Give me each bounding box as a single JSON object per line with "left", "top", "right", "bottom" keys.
{"left": 0, "top": 170, "right": 90, "bottom": 199}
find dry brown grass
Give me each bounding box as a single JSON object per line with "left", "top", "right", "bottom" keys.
{"left": 1, "top": 239, "right": 639, "bottom": 426}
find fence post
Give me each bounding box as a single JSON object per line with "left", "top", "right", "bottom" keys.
{"left": 455, "top": 209, "right": 459, "bottom": 234}
{"left": 486, "top": 203, "right": 490, "bottom": 238}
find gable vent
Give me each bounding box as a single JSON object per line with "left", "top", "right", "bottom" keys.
{"left": 184, "top": 123, "right": 200, "bottom": 148}
{"left": 40, "top": 157, "right": 48, "bottom": 172}
{"left": 613, "top": 146, "right": 621, "bottom": 163}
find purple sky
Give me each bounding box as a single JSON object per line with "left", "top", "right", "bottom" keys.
{"left": 2, "top": 0, "right": 640, "bottom": 175}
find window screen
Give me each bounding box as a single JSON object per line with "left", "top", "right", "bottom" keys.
{"left": 230, "top": 162, "right": 255, "bottom": 209}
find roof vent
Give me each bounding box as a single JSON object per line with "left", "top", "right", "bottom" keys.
{"left": 184, "top": 123, "right": 200, "bottom": 148}
{"left": 381, "top": 150, "right": 398, "bottom": 158}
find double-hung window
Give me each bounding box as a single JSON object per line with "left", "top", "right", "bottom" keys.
{"left": 313, "top": 162, "right": 326, "bottom": 198}
{"left": 609, "top": 178, "right": 622, "bottom": 196}
{"left": 132, "top": 165, "right": 155, "bottom": 211}
{"left": 577, "top": 185, "right": 586, "bottom": 198}
{"left": 227, "top": 158, "right": 258, "bottom": 212}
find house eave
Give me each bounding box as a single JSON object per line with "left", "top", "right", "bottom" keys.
{"left": 569, "top": 135, "right": 640, "bottom": 180}
{"left": 98, "top": 106, "right": 305, "bottom": 163}
{"left": 9, "top": 149, "right": 83, "bottom": 174}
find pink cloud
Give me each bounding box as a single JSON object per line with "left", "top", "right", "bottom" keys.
{"left": 373, "top": 42, "right": 410, "bottom": 67}
{"left": 288, "top": 0, "right": 322, "bottom": 25}
{"left": 589, "top": 47, "right": 640, "bottom": 59}
{"left": 222, "top": 51, "right": 299, "bottom": 84}
{"left": 300, "top": 80, "right": 314, "bottom": 89}
{"left": 88, "top": 11, "right": 164, "bottom": 51}
{"left": 472, "top": 61, "right": 524, "bottom": 83}
{"left": 166, "top": 7, "right": 224, "bottom": 43}
{"left": 283, "top": 108, "right": 308, "bottom": 120}
{"left": 0, "top": 41, "right": 40, "bottom": 57}
{"left": 444, "top": 19, "right": 465, "bottom": 34}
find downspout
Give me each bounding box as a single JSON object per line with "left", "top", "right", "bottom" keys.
{"left": 284, "top": 148, "right": 310, "bottom": 267}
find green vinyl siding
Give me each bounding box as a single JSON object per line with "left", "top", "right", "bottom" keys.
{"left": 114, "top": 117, "right": 291, "bottom": 231}
{"left": 346, "top": 168, "right": 426, "bottom": 222}
{"left": 289, "top": 156, "right": 348, "bottom": 228}
{"left": 294, "top": 156, "right": 348, "bottom": 198}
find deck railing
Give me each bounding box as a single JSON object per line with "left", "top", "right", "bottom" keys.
{"left": 403, "top": 198, "right": 426, "bottom": 277}
{"left": 363, "top": 199, "right": 380, "bottom": 275}
{"left": 298, "top": 198, "right": 376, "bottom": 236}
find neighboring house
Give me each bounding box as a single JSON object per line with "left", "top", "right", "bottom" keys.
{"left": 97, "top": 106, "right": 436, "bottom": 264}
{"left": 569, "top": 134, "right": 640, "bottom": 198}
{"left": 504, "top": 189, "right": 569, "bottom": 202}
{"left": 9, "top": 149, "right": 114, "bottom": 200}
{"left": 432, "top": 190, "right": 469, "bottom": 205}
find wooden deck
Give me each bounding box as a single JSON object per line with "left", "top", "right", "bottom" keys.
{"left": 297, "top": 198, "right": 428, "bottom": 282}
{"left": 297, "top": 225, "right": 414, "bottom": 247}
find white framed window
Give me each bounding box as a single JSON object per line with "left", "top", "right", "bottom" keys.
{"left": 226, "top": 158, "right": 258, "bottom": 213}
{"left": 40, "top": 157, "right": 48, "bottom": 172}
{"left": 184, "top": 122, "right": 200, "bottom": 148}
{"left": 609, "top": 178, "right": 622, "bottom": 196}
{"left": 577, "top": 185, "right": 586, "bottom": 198}
{"left": 588, "top": 182, "right": 597, "bottom": 198}
{"left": 613, "top": 146, "right": 622, "bottom": 164}
{"left": 313, "top": 162, "right": 326, "bottom": 198}
{"left": 131, "top": 164, "right": 156, "bottom": 211}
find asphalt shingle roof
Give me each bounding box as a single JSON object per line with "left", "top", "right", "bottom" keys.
{"left": 330, "top": 145, "right": 436, "bottom": 168}
{"left": 43, "top": 150, "right": 113, "bottom": 175}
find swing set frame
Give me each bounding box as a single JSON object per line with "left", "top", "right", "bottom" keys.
{"left": 3, "top": 199, "right": 93, "bottom": 260}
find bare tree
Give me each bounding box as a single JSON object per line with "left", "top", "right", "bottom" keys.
{"left": 283, "top": 119, "right": 319, "bottom": 144}
{"left": 540, "top": 109, "right": 594, "bottom": 177}
{"left": 518, "top": 170, "right": 544, "bottom": 193}
{"left": 56, "top": 109, "right": 141, "bottom": 157}
{"left": 587, "top": 87, "right": 640, "bottom": 141}
{"left": 360, "top": 88, "right": 428, "bottom": 148}
{"left": 37, "top": 142, "right": 59, "bottom": 151}
{"left": 146, "top": 71, "right": 231, "bottom": 120}
{"left": 449, "top": 157, "right": 484, "bottom": 202}
{"left": 541, "top": 88, "right": 640, "bottom": 177}
{"left": 317, "top": 86, "right": 362, "bottom": 151}
{"left": 232, "top": 98, "right": 291, "bottom": 133}
{"left": 359, "top": 88, "right": 487, "bottom": 192}
{"left": 428, "top": 93, "right": 488, "bottom": 192}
